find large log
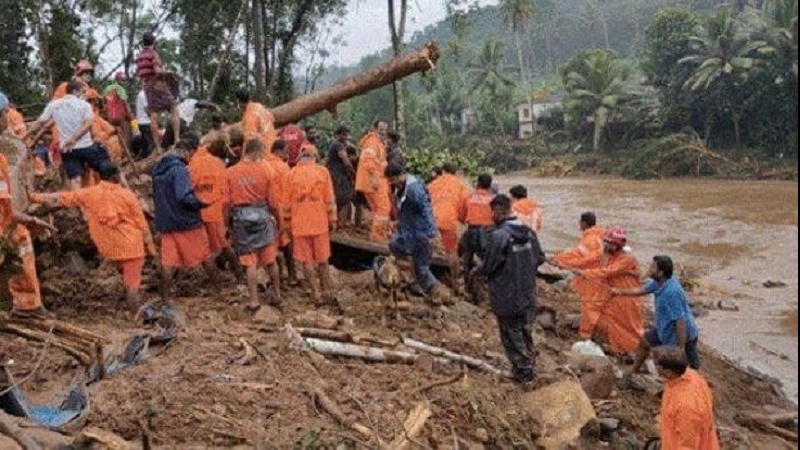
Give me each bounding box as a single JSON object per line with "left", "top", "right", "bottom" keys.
{"left": 271, "top": 42, "right": 440, "bottom": 127}
{"left": 0, "top": 136, "right": 33, "bottom": 213}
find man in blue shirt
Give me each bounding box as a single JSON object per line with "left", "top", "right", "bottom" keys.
{"left": 612, "top": 255, "right": 701, "bottom": 373}
{"left": 385, "top": 163, "right": 441, "bottom": 297}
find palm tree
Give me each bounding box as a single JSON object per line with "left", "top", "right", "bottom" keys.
{"left": 564, "top": 49, "right": 637, "bottom": 152}
{"left": 764, "top": 0, "right": 798, "bottom": 82}
{"left": 467, "top": 40, "right": 517, "bottom": 99}
{"left": 500, "top": 0, "right": 536, "bottom": 95}
{"left": 679, "top": 6, "right": 773, "bottom": 148}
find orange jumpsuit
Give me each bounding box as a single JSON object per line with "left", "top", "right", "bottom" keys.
{"left": 580, "top": 251, "right": 644, "bottom": 353}
{"left": 0, "top": 154, "right": 42, "bottom": 312}
{"left": 356, "top": 131, "right": 391, "bottom": 242}
{"left": 226, "top": 159, "right": 279, "bottom": 267}
{"left": 661, "top": 369, "right": 720, "bottom": 450}
{"left": 6, "top": 107, "right": 27, "bottom": 139}
{"left": 42, "top": 182, "right": 148, "bottom": 290}
{"left": 553, "top": 225, "right": 606, "bottom": 339}
{"left": 428, "top": 173, "right": 468, "bottom": 253}
{"left": 265, "top": 153, "right": 291, "bottom": 248}
{"left": 284, "top": 160, "right": 337, "bottom": 264}
{"left": 91, "top": 115, "right": 123, "bottom": 162}
{"left": 512, "top": 198, "right": 543, "bottom": 233}
{"left": 188, "top": 147, "right": 230, "bottom": 253}
{"left": 463, "top": 189, "right": 495, "bottom": 227}
{"left": 241, "top": 101, "right": 277, "bottom": 152}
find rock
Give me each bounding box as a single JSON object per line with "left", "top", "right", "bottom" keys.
{"left": 252, "top": 306, "right": 281, "bottom": 326}
{"left": 623, "top": 374, "right": 664, "bottom": 397}
{"left": 535, "top": 306, "right": 557, "bottom": 332}
{"left": 474, "top": 428, "right": 490, "bottom": 443}
{"left": 293, "top": 311, "right": 338, "bottom": 329}
{"left": 567, "top": 353, "right": 616, "bottom": 400}
{"left": 413, "top": 354, "right": 435, "bottom": 372}
{"left": 762, "top": 280, "right": 787, "bottom": 289}
{"left": 564, "top": 314, "right": 582, "bottom": 331}
{"left": 599, "top": 418, "right": 620, "bottom": 433}
{"left": 523, "top": 381, "right": 597, "bottom": 449}
{"left": 717, "top": 300, "right": 740, "bottom": 312}
{"left": 571, "top": 340, "right": 606, "bottom": 357}
{"left": 66, "top": 251, "right": 89, "bottom": 275}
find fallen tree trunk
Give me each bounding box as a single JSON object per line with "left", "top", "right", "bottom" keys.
{"left": 0, "top": 136, "right": 33, "bottom": 214}
{"left": 401, "top": 337, "right": 506, "bottom": 377}
{"left": 271, "top": 42, "right": 440, "bottom": 127}
{"left": 295, "top": 327, "right": 399, "bottom": 348}
{"left": 304, "top": 338, "right": 417, "bottom": 364}
{"left": 736, "top": 413, "right": 799, "bottom": 442}
{"left": 388, "top": 402, "right": 432, "bottom": 450}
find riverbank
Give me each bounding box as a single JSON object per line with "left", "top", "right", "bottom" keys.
{"left": 496, "top": 175, "right": 799, "bottom": 404}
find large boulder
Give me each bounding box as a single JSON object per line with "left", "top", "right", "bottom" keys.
{"left": 523, "top": 381, "right": 597, "bottom": 449}
{"left": 567, "top": 352, "right": 617, "bottom": 400}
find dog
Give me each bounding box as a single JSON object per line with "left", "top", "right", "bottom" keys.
{"left": 373, "top": 255, "right": 405, "bottom": 320}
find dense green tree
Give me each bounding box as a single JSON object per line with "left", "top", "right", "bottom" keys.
{"left": 501, "top": 0, "right": 537, "bottom": 93}
{"left": 562, "top": 49, "right": 639, "bottom": 152}
{"left": 680, "top": 6, "right": 772, "bottom": 148}
{"left": 468, "top": 40, "right": 517, "bottom": 133}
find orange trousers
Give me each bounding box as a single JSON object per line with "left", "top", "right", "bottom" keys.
{"left": 8, "top": 225, "right": 42, "bottom": 311}
{"left": 365, "top": 188, "right": 391, "bottom": 243}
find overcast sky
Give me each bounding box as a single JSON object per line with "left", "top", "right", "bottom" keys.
{"left": 332, "top": 0, "right": 499, "bottom": 66}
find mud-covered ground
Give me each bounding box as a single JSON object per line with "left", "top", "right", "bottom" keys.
{"left": 2, "top": 248, "right": 797, "bottom": 449}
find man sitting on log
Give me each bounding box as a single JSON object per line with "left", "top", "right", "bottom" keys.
{"left": 475, "top": 195, "right": 545, "bottom": 385}
{"left": 30, "top": 163, "right": 156, "bottom": 315}
{"left": 385, "top": 163, "right": 443, "bottom": 298}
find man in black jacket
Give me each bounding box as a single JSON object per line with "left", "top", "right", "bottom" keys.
{"left": 477, "top": 195, "right": 545, "bottom": 384}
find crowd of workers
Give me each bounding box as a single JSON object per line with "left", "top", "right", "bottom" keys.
{"left": 0, "top": 31, "right": 720, "bottom": 449}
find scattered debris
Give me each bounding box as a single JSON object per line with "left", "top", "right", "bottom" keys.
{"left": 763, "top": 280, "right": 788, "bottom": 289}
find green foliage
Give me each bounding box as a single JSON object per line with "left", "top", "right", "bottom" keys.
{"left": 561, "top": 49, "right": 641, "bottom": 152}
{"left": 404, "top": 147, "right": 492, "bottom": 182}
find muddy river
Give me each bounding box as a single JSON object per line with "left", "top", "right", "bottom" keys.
{"left": 497, "top": 175, "right": 799, "bottom": 404}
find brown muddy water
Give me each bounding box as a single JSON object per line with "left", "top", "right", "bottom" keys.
{"left": 497, "top": 175, "right": 799, "bottom": 404}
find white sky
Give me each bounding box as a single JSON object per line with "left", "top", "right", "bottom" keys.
{"left": 332, "top": 0, "right": 499, "bottom": 66}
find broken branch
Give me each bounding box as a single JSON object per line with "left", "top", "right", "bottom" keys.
{"left": 304, "top": 338, "right": 418, "bottom": 364}
{"left": 312, "top": 388, "right": 374, "bottom": 439}
{"left": 413, "top": 373, "right": 465, "bottom": 395}
{"left": 388, "top": 402, "right": 432, "bottom": 450}
{"left": 401, "top": 338, "right": 505, "bottom": 376}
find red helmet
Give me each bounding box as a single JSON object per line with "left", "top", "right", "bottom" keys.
{"left": 74, "top": 59, "right": 94, "bottom": 76}
{"left": 604, "top": 226, "right": 628, "bottom": 247}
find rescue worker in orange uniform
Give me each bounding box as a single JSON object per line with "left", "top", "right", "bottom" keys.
{"left": 30, "top": 163, "right": 155, "bottom": 315}
{"left": 226, "top": 139, "right": 282, "bottom": 310}
{"left": 574, "top": 227, "right": 644, "bottom": 354}
{"left": 52, "top": 59, "right": 97, "bottom": 100}
{"left": 460, "top": 174, "right": 496, "bottom": 293}
{"left": 185, "top": 138, "right": 242, "bottom": 281}
{"left": 509, "top": 185, "right": 542, "bottom": 234}
{"left": 237, "top": 89, "right": 277, "bottom": 156}
{"left": 266, "top": 140, "right": 297, "bottom": 285}
{"left": 551, "top": 212, "right": 606, "bottom": 340}
{"left": 428, "top": 162, "right": 468, "bottom": 295}
{"left": 5, "top": 99, "right": 27, "bottom": 139}
{"left": 355, "top": 120, "right": 392, "bottom": 243}
{"left": 87, "top": 90, "right": 123, "bottom": 163}
{"left": 284, "top": 146, "right": 337, "bottom": 305}
{"left": 653, "top": 346, "right": 720, "bottom": 450}
{"left": 0, "top": 92, "right": 54, "bottom": 317}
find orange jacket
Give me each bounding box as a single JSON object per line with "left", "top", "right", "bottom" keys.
{"left": 188, "top": 147, "right": 229, "bottom": 223}
{"left": 284, "top": 160, "right": 336, "bottom": 237}
{"left": 53, "top": 79, "right": 98, "bottom": 100}
{"left": 463, "top": 189, "right": 495, "bottom": 227}
{"left": 555, "top": 225, "right": 605, "bottom": 291}
{"left": 265, "top": 153, "right": 291, "bottom": 206}
{"left": 7, "top": 107, "right": 27, "bottom": 139}
{"left": 661, "top": 369, "right": 720, "bottom": 450}
{"left": 89, "top": 114, "right": 123, "bottom": 162}
{"left": 428, "top": 174, "right": 468, "bottom": 231}
{"left": 226, "top": 159, "right": 278, "bottom": 212}
{"left": 0, "top": 154, "right": 15, "bottom": 231}
{"left": 355, "top": 131, "right": 386, "bottom": 194}
{"left": 512, "top": 198, "right": 542, "bottom": 233}
{"left": 242, "top": 101, "right": 277, "bottom": 152}
{"left": 581, "top": 251, "right": 644, "bottom": 353}
{"left": 48, "top": 181, "right": 148, "bottom": 261}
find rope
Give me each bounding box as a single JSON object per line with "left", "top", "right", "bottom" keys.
{"left": 0, "top": 321, "right": 56, "bottom": 398}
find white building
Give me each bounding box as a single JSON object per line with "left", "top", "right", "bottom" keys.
{"left": 517, "top": 93, "right": 566, "bottom": 139}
